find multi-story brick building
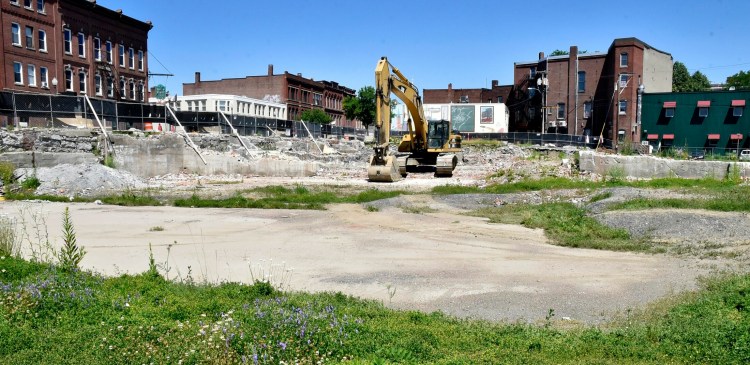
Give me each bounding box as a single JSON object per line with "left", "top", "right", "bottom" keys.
{"left": 182, "top": 65, "right": 359, "bottom": 128}
{"left": 513, "top": 37, "right": 672, "bottom": 144}
{"left": 424, "top": 80, "right": 514, "bottom": 105}
{"left": 1, "top": 0, "right": 152, "bottom": 100}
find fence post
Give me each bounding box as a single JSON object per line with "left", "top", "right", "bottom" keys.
{"left": 49, "top": 94, "right": 54, "bottom": 128}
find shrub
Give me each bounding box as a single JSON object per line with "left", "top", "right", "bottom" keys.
{"left": 56, "top": 207, "right": 86, "bottom": 272}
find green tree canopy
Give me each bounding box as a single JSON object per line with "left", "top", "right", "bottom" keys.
{"left": 343, "top": 86, "right": 376, "bottom": 128}
{"left": 672, "top": 61, "right": 711, "bottom": 92}
{"left": 300, "top": 108, "right": 332, "bottom": 124}
{"left": 726, "top": 70, "right": 750, "bottom": 90}
{"left": 550, "top": 49, "right": 568, "bottom": 56}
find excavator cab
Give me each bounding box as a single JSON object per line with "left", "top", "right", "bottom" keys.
{"left": 427, "top": 120, "right": 450, "bottom": 149}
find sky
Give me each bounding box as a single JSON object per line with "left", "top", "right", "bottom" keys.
{"left": 98, "top": 0, "right": 750, "bottom": 96}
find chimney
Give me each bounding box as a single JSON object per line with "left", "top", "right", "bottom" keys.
{"left": 194, "top": 72, "right": 201, "bottom": 84}
{"left": 569, "top": 45, "right": 578, "bottom": 59}
{"left": 448, "top": 83, "right": 453, "bottom": 90}
{"left": 268, "top": 64, "right": 273, "bottom": 76}
{"left": 491, "top": 80, "right": 498, "bottom": 88}
{"left": 539, "top": 51, "right": 545, "bottom": 60}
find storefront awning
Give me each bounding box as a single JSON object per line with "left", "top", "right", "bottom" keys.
{"left": 707, "top": 134, "right": 720, "bottom": 140}
{"left": 646, "top": 134, "right": 659, "bottom": 140}
{"left": 662, "top": 134, "right": 674, "bottom": 140}
{"left": 697, "top": 100, "right": 711, "bottom": 107}
{"left": 732, "top": 100, "right": 746, "bottom": 107}
{"left": 663, "top": 101, "right": 677, "bottom": 108}
{"left": 731, "top": 133, "right": 744, "bottom": 140}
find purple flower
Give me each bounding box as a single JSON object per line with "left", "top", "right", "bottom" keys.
{"left": 279, "top": 341, "right": 286, "bottom": 350}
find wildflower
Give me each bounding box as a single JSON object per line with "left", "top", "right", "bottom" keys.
{"left": 279, "top": 341, "right": 287, "bottom": 350}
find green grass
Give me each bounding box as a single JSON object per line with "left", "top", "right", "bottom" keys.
{"left": 1, "top": 256, "right": 749, "bottom": 364}
{"left": 469, "top": 203, "right": 655, "bottom": 252}
{"left": 174, "top": 186, "right": 405, "bottom": 210}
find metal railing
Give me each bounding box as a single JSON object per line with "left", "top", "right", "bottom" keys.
{"left": 0, "top": 91, "right": 365, "bottom": 139}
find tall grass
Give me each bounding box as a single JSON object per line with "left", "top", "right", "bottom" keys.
{"left": 1, "top": 257, "right": 748, "bottom": 364}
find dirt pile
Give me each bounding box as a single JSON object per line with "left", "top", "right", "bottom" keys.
{"left": 17, "top": 163, "right": 146, "bottom": 197}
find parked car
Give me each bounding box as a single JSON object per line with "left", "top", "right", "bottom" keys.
{"left": 740, "top": 150, "right": 750, "bottom": 161}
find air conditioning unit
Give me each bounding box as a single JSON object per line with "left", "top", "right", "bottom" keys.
{"left": 41, "top": 81, "right": 48, "bottom": 88}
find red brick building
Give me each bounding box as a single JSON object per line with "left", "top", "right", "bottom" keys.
{"left": 183, "top": 65, "right": 359, "bottom": 128}
{"left": 424, "top": 80, "right": 514, "bottom": 105}
{"left": 1, "top": 0, "right": 152, "bottom": 100}
{"left": 513, "top": 37, "right": 672, "bottom": 143}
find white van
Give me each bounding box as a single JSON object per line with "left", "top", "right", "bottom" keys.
{"left": 740, "top": 150, "right": 750, "bottom": 161}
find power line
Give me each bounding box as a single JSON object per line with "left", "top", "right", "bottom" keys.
{"left": 148, "top": 50, "right": 172, "bottom": 75}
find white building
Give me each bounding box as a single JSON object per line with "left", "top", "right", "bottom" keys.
{"left": 167, "top": 94, "right": 287, "bottom": 120}
{"left": 423, "top": 103, "right": 509, "bottom": 133}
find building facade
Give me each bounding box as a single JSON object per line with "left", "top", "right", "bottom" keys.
{"left": 1, "top": 0, "right": 152, "bottom": 100}
{"left": 513, "top": 38, "right": 673, "bottom": 143}
{"left": 169, "top": 94, "right": 287, "bottom": 120}
{"left": 423, "top": 80, "right": 514, "bottom": 105}
{"left": 641, "top": 91, "right": 749, "bottom": 152}
{"left": 182, "top": 65, "right": 359, "bottom": 128}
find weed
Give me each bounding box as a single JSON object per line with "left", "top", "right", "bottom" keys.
{"left": 20, "top": 175, "right": 40, "bottom": 190}
{"left": 103, "top": 155, "right": 116, "bottom": 168}
{"left": 56, "top": 207, "right": 86, "bottom": 272}
{"left": 148, "top": 226, "right": 164, "bottom": 232}
{"left": 365, "top": 205, "right": 380, "bottom": 212}
{"left": 248, "top": 259, "right": 294, "bottom": 292}
{"left": 16, "top": 205, "right": 55, "bottom": 263}
{"left": 605, "top": 166, "right": 626, "bottom": 183}
{"left": 0, "top": 216, "right": 19, "bottom": 257}
{"left": 589, "top": 191, "right": 613, "bottom": 203}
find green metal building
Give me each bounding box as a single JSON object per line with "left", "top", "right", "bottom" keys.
{"left": 641, "top": 91, "right": 749, "bottom": 154}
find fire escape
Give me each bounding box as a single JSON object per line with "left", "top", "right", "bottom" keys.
{"left": 96, "top": 52, "right": 122, "bottom": 99}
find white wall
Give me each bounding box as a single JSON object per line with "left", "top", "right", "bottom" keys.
{"left": 643, "top": 49, "right": 673, "bottom": 92}
{"left": 423, "top": 103, "right": 509, "bottom": 133}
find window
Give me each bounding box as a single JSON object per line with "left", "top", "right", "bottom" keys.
{"left": 13, "top": 62, "right": 23, "bottom": 85}
{"left": 313, "top": 93, "right": 322, "bottom": 106}
{"left": 665, "top": 108, "right": 675, "bottom": 118}
{"left": 25, "top": 26, "right": 34, "bottom": 49}
{"left": 138, "top": 82, "right": 144, "bottom": 102}
{"left": 528, "top": 107, "right": 536, "bottom": 119}
{"left": 36, "top": 0, "right": 44, "bottom": 13}
{"left": 64, "top": 69, "right": 73, "bottom": 91}
{"left": 137, "top": 50, "right": 144, "bottom": 71}
{"left": 78, "top": 69, "right": 86, "bottom": 94}
{"left": 10, "top": 0, "right": 19, "bottom": 5}
{"left": 557, "top": 103, "right": 565, "bottom": 119}
{"left": 619, "top": 74, "right": 629, "bottom": 88}
{"left": 40, "top": 67, "right": 48, "bottom": 87}
{"left": 583, "top": 101, "right": 592, "bottom": 118}
{"left": 107, "top": 77, "right": 114, "bottom": 97}
{"left": 95, "top": 74, "right": 102, "bottom": 95}
{"left": 577, "top": 71, "right": 585, "bottom": 93}
{"left": 94, "top": 38, "right": 101, "bottom": 60}
{"left": 620, "top": 52, "right": 628, "bottom": 67}
{"left": 27, "top": 64, "right": 36, "bottom": 86}
{"left": 38, "top": 30, "right": 46, "bottom": 52}
{"left": 530, "top": 66, "right": 536, "bottom": 78}
{"left": 734, "top": 107, "right": 744, "bottom": 118}
{"left": 619, "top": 100, "right": 627, "bottom": 115}
{"left": 119, "top": 78, "right": 126, "bottom": 98}
{"left": 118, "top": 44, "right": 125, "bottom": 66}
{"left": 23, "top": 0, "right": 31, "bottom": 9}
{"left": 11, "top": 23, "right": 21, "bottom": 46}
{"left": 497, "top": 96, "right": 503, "bottom": 103}
{"left": 128, "top": 48, "right": 134, "bottom": 69}
{"left": 698, "top": 107, "right": 709, "bottom": 118}
{"left": 218, "top": 100, "right": 228, "bottom": 111}
{"left": 288, "top": 87, "right": 297, "bottom": 101}
{"left": 63, "top": 29, "right": 72, "bottom": 54}
{"left": 105, "top": 41, "right": 113, "bottom": 64}
{"left": 77, "top": 32, "right": 85, "bottom": 58}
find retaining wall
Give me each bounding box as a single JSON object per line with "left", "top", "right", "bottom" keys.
{"left": 579, "top": 151, "right": 750, "bottom": 179}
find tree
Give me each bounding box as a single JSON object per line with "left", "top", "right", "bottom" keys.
{"left": 691, "top": 71, "right": 711, "bottom": 92}
{"left": 300, "top": 108, "right": 332, "bottom": 124}
{"left": 726, "top": 70, "right": 750, "bottom": 90}
{"left": 342, "top": 86, "right": 376, "bottom": 128}
{"left": 673, "top": 61, "right": 692, "bottom": 92}
{"left": 672, "top": 61, "right": 711, "bottom": 92}
{"left": 549, "top": 49, "right": 568, "bottom": 56}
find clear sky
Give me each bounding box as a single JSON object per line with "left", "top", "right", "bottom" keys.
{"left": 98, "top": 0, "right": 750, "bottom": 96}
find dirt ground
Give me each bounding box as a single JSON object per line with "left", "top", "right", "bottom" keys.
{"left": 0, "top": 197, "right": 718, "bottom": 325}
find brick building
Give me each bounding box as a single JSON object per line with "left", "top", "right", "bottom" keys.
{"left": 513, "top": 37, "right": 672, "bottom": 143}
{"left": 182, "top": 65, "right": 359, "bottom": 128}
{"left": 1, "top": 0, "right": 152, "bottom": 100}
{"left": 423, "top": 80, "right": 514, "bottom": 105}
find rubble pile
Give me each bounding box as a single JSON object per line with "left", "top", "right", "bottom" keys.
{"left": 17, "top": 163, "right": 146, "bottom": 197}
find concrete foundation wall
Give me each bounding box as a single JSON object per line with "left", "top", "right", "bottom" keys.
{"left": 0, "top": 130, "right": 318, "bottom": 178}
{"left": 579, "top": 151, "right": 750, "bottom": 179}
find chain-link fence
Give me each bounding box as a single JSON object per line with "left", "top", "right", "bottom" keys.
{"left": 0, "top": 91, "right": 365, "bottom": 139}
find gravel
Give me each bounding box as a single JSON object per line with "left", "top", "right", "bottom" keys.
{"left": 17, "top": 163, "right": 146, "bottom": 197}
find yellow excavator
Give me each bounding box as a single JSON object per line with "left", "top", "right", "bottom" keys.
{"left": 368, "top": 57, "right": 462, "bottom": 182}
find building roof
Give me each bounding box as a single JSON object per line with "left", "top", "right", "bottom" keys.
{"left": 66, "top": 0, "right": 153, "bottom": 31}
{"left": 609, "top": 37, "right": 671, "bottom": 57}
{"left": 514, "top": 51, "right": 606, "bottom": 66}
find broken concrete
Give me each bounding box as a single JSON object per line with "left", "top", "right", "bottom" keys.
{"left": 579, "top": 150, "right": 750, "bottom": 179}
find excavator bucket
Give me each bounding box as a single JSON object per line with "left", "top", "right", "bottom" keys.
{"left": 368, "top": 155, "right": 401, "bottom": 182}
